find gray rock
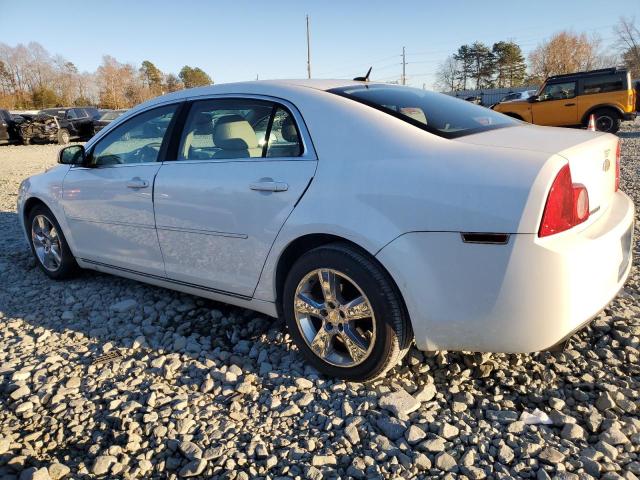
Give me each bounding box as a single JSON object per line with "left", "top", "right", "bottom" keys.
{"left": 414, "top": 383, "right": 437, "bottom": 402}
{"left": 561, "top": 423, "right": 587, "bottom": 441}
{"left": 179, "top": 459, "right": 206, "bottom": 477}
{"left": 435, "top": 452, "right": 457, "bottom": 472}
{"left": 48, "top": 463, "right": 71, "bottom": 480}
{"left": 420, "top": 436, "right": 446, "bottom": 453}
{"left": 294, "top": 378, "right": 313, "bottom": 390}
{"left": 110, "top": 298, "right": 137, "bottom": 313}
{"left": 378, "top": 389, "right": 420, "bottom": 417}
{"left": 377, "top": 416, "right": 406, "bottom": 440}
{"left": 439, "top": 423, "right": 459, "bottom": 439}
{"left": 485, "top": 409, "right": 518, "bottom": 423}
{"left": 179, "top": 441, "right": 203, "bottom": 460}
{"left": 414, "top": 453, "right": 431, "bottom": 471}
{"left": 600, "top": 427, "right": 629, "bottom": 445}
{"left": 344, "top": 424, "right": 360, "bottom": 444}
{"left": 596, "top": 392, "right": 617, "bottom": 411}
{"left": 312, "top": 455, "right": 337, "bottom": 467}
{"left": 538, "top": 447, "right": 565, "bottom": 464}
{"left": 498, "top": 444, "right": 515, "bottom": 464}
{"left": 0, "top": 436, "right": 10, "bottom": 454}
{"left": 281, "top": 404, "right": 301, "bottom": 417}
{"left": 10, "top": 385, "right": 30, "bottom": 400}
{"left": 405, "top": 425, "right": 426, "bottom": 444}
{"left": 92, "top": 456, "right": 116, "bottom": 476}
{"left": 20, "top": 468, "right": 51, "bottom": 480}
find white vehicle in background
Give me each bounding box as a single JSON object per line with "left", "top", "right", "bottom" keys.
{"left": 17, "top": 80, "right": 634, "bottom": 381}
{"left": 499, "top": 89, "right": 538, "bottom": 103}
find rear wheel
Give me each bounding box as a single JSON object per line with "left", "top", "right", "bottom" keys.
{"left": 57, "top": 129, "right": 70, "bottom": 144}
{"left": 591, "top": 108, "right": 621, "bottom": 133}
{"left": 283, "top": 243, "right": 412, "bottom": 381}
{"left": 28, "top": 204, "right": 78, "bottom": 279}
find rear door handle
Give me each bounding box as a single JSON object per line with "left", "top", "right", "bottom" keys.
{"left": 250, "top": 181, "right": 289, "bottom": 192}
{"left": 126, "top": 177, "right": 149, "bottom": 189}
{"left": 564, "top": 103, "right": 576, "bottom": 107}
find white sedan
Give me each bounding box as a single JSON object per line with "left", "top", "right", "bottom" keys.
{"left": 17, "top": 80, "right": 634, "bottom": 381}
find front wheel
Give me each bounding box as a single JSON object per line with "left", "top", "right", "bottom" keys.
{"left": 283, "top": 243, "right": 412, "bottom": 381}
{"left": 28, "top": 204, "right": 78, "bottom": 279}
{"left": 57, "top": 129, "right": 70, "bottom": 144}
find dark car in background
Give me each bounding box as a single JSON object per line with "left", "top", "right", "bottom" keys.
{"left": 22, "top": 107, "right": 97, "bottom": 144}
{"left": 0, "top": 109, "right": 23, "bottom": 145}
{"left": 93, "top": 109, "right": 127, "bottom": 134}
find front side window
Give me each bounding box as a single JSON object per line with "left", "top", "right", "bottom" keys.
{"left": 539, "top": 81, "right": 576, "bottom": 101}
{"left": 329, "top": 84, "right": 517, "bottom": 139}
{"left": 91, "top": 104, "right": 177, "bottom": 166}
{"left": 179, "top": 99, "right": 303, "bottom": 160}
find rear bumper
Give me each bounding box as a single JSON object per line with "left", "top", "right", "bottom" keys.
{"left": 376, "top": 191, "right": 635, "bottom": 352}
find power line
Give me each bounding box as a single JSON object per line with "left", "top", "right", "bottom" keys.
{"left": 306, "top": 15, "right": 311, "bottom": 79}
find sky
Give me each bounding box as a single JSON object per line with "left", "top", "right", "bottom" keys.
{"left": 1, "top": 0, "right": 639, "bottom": 88}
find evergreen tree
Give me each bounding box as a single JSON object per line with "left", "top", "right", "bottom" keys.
{"left": 179, "top": 66, "right": 212, "bottom": 88}
{"left": 492, "top": 41, "right": 527, "bottom": 87}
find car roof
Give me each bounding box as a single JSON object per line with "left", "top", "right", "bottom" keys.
{"left": 136, "top": 79, "right": 379, "bottom": 109}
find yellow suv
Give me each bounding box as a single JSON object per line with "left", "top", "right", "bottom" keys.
{"left": 493, "top": 67, "right": 637, "bottom": 133}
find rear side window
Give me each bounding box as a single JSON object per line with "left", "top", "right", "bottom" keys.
{"left": 582, "top": 76, "right": 624, "bottom": 95}
{"left": 178, "top": 98, "right": 302, "bottom": 160}
{"left": 329, "top": 84, "right": 517, "bottom": 139}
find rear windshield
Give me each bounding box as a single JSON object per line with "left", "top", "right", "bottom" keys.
{"left": 329, "top": 84, "right": 517, "bottom": 139}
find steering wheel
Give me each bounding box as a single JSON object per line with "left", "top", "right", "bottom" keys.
{"left": 136, "top": 142, "right": 162, "bottom": 162}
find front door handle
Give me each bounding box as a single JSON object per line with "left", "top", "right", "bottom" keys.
{"left": 126, "top": 177, "right": 149, "bottom": 189}
{"left": 564, "top": 103, "right": 576, "bottom": 107}
{"left": 250, "top": 181, "right": 289, "bottom": 192}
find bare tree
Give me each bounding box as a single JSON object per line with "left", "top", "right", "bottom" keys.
{"left": 614, "top": 17, "right": 640, "bottom": 77}
{"left": 434, "top": 56, "right": 461, "bottom": 92}
{"left": 528, "top": 31, "right": 611, "bottom": 83}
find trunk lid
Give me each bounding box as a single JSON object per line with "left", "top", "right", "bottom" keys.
{"left": 457, "top": 124, "right": 618, "bottom": 223}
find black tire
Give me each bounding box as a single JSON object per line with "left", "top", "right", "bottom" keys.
{"left": 27, "top": 204, "right": 78, "bottom": 279}
{"left": 591, "top": 108, "right": 621, "bottom": 133}
{"left": 283, "top": 243, "right": 412, "bottom": 381}
{"left": 57, "top": 129, "right": 70, "bottom": 145}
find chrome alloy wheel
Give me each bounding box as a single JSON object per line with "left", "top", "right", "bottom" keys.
{"left": 293, "top": 268, "right": 376, "bottom": 367}
{"left": 31, "top": 214, "right": 62, "bottom": 272}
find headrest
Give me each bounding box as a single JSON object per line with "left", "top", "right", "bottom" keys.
{"left": 281, "top": 115, "right": 298, "bottom": 143}
{"left": 193, "top": 112, "right": 214, "bottom": 134}
{"left": 213, "top": 115, "right": 258, "bottom": 150}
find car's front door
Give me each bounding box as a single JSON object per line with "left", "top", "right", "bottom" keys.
{"left": 531, "top": 81, "right": 578, "bottom": 126}
{"left": 153, "top": 97, "right": 317, "bottom": 297}
{"left": 61, "top": 103, "right": 180, "bottom": 275}
{"left": 0, "top": 111, "right": 9, "bottom": 143}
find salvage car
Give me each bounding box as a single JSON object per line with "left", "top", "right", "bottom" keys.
{"left": 0, "top": 109, "right": 23, "bottom": 145}
{"left": 93, "top": 109, "right": 127, "bottom": 134}
{"left": 22, "top": 107, "right": 97, "bottom": 144}
{"left": 17, "top": 80, "right": 634, "bottom": 380}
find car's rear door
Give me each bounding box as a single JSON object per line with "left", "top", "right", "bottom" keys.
{"left": 61, "top": 103, "right": 181, "bottom": 275}
{"left": 153, "top": 96, "right": 317, "bottom": 298}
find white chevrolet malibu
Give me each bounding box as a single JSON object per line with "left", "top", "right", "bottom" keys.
{"left": 18, "top": 80, "right": 634, "bottom": 381}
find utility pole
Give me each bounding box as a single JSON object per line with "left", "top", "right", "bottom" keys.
{"left": 306, "top": 15, "right": 311, "bottom": 79}
{"left": 401, "top": 46, "right": 406, "bottom": 85}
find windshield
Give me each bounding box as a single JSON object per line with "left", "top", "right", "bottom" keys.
{"left": 329, "top": 84, "right": 517, "bottom": 139}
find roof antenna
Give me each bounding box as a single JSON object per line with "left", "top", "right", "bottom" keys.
{"left": 353, "top": 67, "right": 372, "bottom": 82}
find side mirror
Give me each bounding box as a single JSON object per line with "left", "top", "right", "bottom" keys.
{"left": 59, "top": 145, "right": 86, "bottom": 165}
{"left": 528, "top": 95, "right": 539, "bottom": 103}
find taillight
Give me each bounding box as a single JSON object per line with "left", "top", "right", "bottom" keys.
{"left": 539, "top": 164, "right": 589, "bottom": 237}
{"left": 615, "top": 139, "right": 620, "bottom": 192}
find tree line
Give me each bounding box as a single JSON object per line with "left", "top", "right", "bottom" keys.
{"left": 435, "top": 18, "right": 639, "bottom": 92}
{"left": 0, "top": 42, "right": 213, "bottom": 109}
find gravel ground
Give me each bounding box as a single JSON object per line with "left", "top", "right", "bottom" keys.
{"left": 0, "top": 122, "right": 639, "bottom": 480}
